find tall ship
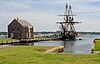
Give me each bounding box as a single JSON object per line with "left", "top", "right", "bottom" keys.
{"left": 57, "top": 3, "right": 81, "bottom": 40}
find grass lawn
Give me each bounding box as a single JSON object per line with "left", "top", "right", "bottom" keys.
{"left": 0, "top": 38, "right": 19, "bottom": 41}
{"left": 0, "top": 38, "right": 19, "bottom": 43}
{"left": 94, "top": 39, "right": 100, "bottom": 51}
{"left": 0, "top": 46, "right": 100, "bottom": 64}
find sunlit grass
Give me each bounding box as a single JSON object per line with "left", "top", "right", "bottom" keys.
{"left": 0, "top": 38, "right": 19, "bottom": 44}
{"left": 0, "top": 46, "right": 100, "bottom": 64}
{"left": 0, "top": 38, "right": 18, "bottom": 41}
{"left": 94, "top": 40, "right": 100, "bottom": 51}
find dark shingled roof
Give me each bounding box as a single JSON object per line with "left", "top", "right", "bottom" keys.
{"left": 16, "top": 19, "right": 33, "bottom": 28}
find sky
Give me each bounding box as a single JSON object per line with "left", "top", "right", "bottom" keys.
{"left": 0, "top": 0, "right": 100, "bottom": 32}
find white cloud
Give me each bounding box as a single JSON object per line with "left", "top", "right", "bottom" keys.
{"left": 16, "top": 11, "right": 59, "bottom": 31}
{"left": 0, "top": 11, "right": 59, "bottom": 32}
{"left": 0, "top": 0, "right": 100, "bottom": 32}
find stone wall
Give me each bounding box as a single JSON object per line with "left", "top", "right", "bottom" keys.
{"left": 45, "top": 46, "right": 64, "bottom": 53}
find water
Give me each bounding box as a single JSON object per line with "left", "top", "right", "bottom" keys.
{"left": 34, "top": 35, "right": 100, "bottom": 54}
{"left": 0, "top": 35, "right": 100, "bottom": 54}
{"left": 0, "top": 35, "right": 6, "bottom": 38}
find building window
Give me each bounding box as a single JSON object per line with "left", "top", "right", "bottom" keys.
{"left": 30, "top": 28, "right": 33, "bottom": 32}
{"left": 17, "top": 28, "right": 19, "bottom": 30}
{"left": 19, "top": 33, "right": 21, "bottom": 36}
{"left": 12, "top": 28, "right": 14, "bottom": 31}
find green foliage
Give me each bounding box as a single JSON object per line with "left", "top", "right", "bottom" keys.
{"left": 0, "top": 32, "right": 7, "bottom": 35}
{"left": 34, "top": 31, "right": 56, "bottom": 35}
{"left": 77, "top": 32, "right": 100, "bottom": 35}
{"left": 0, "top": 46, "right": 100, "bottom": 64}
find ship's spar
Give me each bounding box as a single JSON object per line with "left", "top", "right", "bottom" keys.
{"left": 57, "top": 3, "right": 81, "bottom": 40}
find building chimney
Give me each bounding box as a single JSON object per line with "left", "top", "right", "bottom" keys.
{"left": 17, "top": 17, "right": 18, "bottom": 20}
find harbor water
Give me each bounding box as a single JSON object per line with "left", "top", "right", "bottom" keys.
{"left": 34, "top": 35, "right": 100, "bottom": 54}
{"left": 0, "top": 35, "right": 100, "bottom": 54}
{"left": 0, "top": 35, "right": 6, "bottom": 38}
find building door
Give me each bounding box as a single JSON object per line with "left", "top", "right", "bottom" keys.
{"left": 26, "top": 33, "right": 29, "bottom": 39}
{"left": 11, "top": 33, "right": 13, "bottom": 38}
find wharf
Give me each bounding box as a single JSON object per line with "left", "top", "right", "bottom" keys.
{"left": 20, "top": 38, "right": 58, "bottom": 43}
{"left": 0, "top": 37, "right": 58, "bottom": 45}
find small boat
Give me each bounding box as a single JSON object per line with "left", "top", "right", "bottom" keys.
{"left": 76, "top": 37, "right": 82, "bottom": 40}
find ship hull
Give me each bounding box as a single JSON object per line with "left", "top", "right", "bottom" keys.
{"left": 58, "top": 35, "right": 76, "bottom": 41}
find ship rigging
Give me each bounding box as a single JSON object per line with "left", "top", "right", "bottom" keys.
{"left": 57, "top": 3, "right": 81, "bottom": 40}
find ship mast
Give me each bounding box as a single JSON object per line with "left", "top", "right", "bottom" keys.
{"left": 57, "top": 3, "right": 81, "bottom": 40}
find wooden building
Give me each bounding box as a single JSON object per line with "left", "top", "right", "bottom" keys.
{"left": 8, "top": 18, "right": 33, "bottom": 39}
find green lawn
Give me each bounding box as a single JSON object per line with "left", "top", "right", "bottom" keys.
{"left": 94, "top": 39, "right": 100, "bottom": 51}
{"left": 0, "top": 38, "right": 18, "bottom": 41}
{"left": 0, "top": 38, "right": 19, "bottom": 43}
{"left": 0, "top": 46, "right": 100, "bottom": 64}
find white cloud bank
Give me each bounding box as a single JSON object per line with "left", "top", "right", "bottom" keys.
{"left": 0, "top": 0, "right": 100, "bottom": 32}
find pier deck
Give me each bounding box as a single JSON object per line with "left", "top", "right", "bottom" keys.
{"left": 0, "top": 37, "right": 58, "bottom": 45}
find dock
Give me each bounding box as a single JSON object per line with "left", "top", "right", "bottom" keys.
{"left": 0, "top": 37, "right": 58, "bottom": 45}
{"left": 19, "top": 37, "right": 58, "bottom": 43}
